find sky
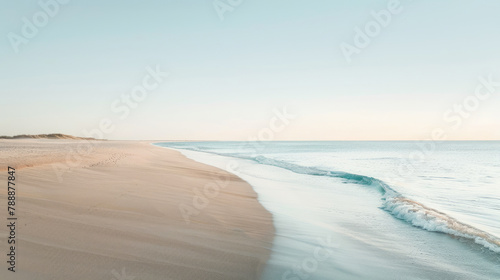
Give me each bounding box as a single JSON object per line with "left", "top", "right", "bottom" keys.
{"left": 1, "top": 0, "right": 500, "bottom": 140}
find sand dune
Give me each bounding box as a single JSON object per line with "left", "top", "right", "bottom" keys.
{"left": 0, "top": 134, "right": 98, "bottom": 140}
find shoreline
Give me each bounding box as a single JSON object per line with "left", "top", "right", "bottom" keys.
{"left": 0, "top": 139, "right": 274, "bottom": 280}
{"left": 162, "top": 141, "right": 500, "bottom": 280}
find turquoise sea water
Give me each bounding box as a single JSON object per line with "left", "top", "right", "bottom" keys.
{"left": 156, "top": 141, "right": 500, "bottom": 280}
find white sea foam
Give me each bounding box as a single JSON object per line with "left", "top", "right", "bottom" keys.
{"left": 383, "top": 196, "right": 500, "bottom": 253}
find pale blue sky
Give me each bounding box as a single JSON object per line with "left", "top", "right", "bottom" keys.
{"left": 1, "top": 0, "right": 500, "bottom": 140}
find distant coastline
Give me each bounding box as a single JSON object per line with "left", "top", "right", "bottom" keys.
{"left": 0, "top": 134, "right": 99, "bottom": 140}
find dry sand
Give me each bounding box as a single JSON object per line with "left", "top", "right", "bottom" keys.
{"left": 0, "top": 140, "right": 274, "bottom": 280}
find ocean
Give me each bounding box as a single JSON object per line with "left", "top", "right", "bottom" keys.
{"left": 155, "top": 141, "right": 500, "bottom": 280}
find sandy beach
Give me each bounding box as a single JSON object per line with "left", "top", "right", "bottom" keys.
{"left": 0, "top": 140, "right": 274, "bottom": 280}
